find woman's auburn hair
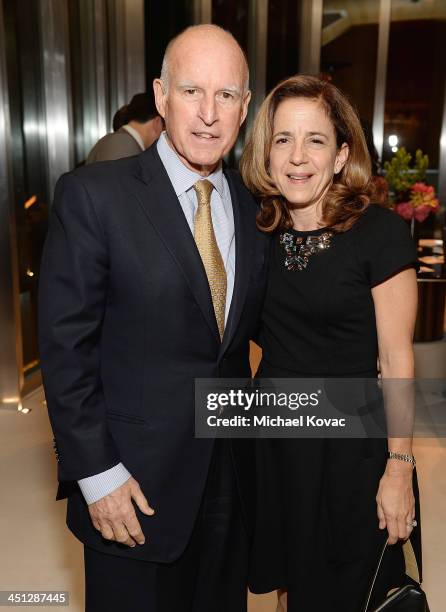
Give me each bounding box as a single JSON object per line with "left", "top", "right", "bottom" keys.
{"left": 240, "top": 75, "right": 381, "bottom": 233}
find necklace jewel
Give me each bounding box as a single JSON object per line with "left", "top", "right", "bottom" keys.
{"left": 280, "top": 231, "right": 333, "bottom": 271}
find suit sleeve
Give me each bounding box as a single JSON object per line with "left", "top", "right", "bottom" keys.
{"left": 38, "top": 172, "right": 121, "bottom": 482}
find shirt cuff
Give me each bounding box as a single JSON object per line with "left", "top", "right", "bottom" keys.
{"left": 77, "top": 463, "right": 132, "bottom": 505}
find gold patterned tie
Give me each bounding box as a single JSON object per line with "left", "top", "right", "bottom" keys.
{"left": 193, "top": 179, "right": 227, "bottom": 340}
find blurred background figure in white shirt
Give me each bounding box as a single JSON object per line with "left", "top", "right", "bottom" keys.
{"left": 86, "top": 92, "right": 163, "bottom": 164}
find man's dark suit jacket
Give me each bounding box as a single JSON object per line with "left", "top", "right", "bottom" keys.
{"left": 38, "top": 143, "right": 268, "bottom": 563}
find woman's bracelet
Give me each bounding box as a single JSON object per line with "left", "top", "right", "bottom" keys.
{"left": 388, "top": 451, "right": 416, "bottom": 467}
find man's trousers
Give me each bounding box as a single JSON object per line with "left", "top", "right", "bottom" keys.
{"left": 84, "top": 440, "right": 249, "bottom": 612}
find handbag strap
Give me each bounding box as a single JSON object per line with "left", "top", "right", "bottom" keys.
{"left": 363, "top": 538, "right": 420, "bottom": 612}
{"left": 363, "top": 539, "right": 388, "bottom": 612}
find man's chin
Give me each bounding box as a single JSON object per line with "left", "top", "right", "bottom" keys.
{"left": 184, "top": 151, "right": 223, "bottom": 173}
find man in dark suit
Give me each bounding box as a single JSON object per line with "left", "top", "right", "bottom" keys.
{"left": 86, "top": 93, "right": 163, "bottom": 164}
{"left": 39, "top": 24, "right": 267, "bottom": 612}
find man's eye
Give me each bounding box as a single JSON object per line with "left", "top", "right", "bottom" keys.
{"left": 217, "top": 91, "right": 235, "bottom": 103}
{"left": 185, "top": 89, "right": 198, "bottom": 95}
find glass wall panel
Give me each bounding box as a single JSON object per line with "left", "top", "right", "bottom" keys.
{"left": 321, "top": 1, "right": 380, "bottom": 129}
{"left": 144, "top": 0, "right": 193, "bottom": 88}
{"left": 69, "top": 0, "right": 146, "bottom": 166}
{"left": 266, "top": 0, "right": 301, "bottom": 93}
{"left": 212, "top": 0, "right": 249, "bottom": 54}
{"left": 3, "top": 0, "right": 49, "bottom": 377}
{"left": 68, "top": 2, "right": 98, "bottom": 165}
{"left": 212, "top": 0, "right": 250, "bottom": 164}
{"left": 383, "top": 15, "right": 446, "bottom": 170}
{"left": 68, "top": 0, "right": 111, "bottom": 166}
{"left": 383, "top": 3, "right": 446, "bottom": 235}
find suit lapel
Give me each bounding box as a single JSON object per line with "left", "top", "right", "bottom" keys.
{"left": 219, "top": 169, "right": 255, "bottom": 357}
{"left": 132, "top": 145, "right": 221, "bottom": 343}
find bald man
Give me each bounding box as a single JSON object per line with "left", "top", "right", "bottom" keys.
{"left": 39, "top": 25, "right": 268, "bottom": 611}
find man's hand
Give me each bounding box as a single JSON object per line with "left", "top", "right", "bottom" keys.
{"left": 88, "top": 477, "right": 155, "bottom": 547}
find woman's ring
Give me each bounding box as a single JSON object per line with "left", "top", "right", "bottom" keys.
{"left": 407, "top": 519, "right": 417, "bottom": 528}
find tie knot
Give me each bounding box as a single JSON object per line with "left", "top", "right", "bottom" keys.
{"left": 193, "top": 179, "right": 214, "bottom": 206}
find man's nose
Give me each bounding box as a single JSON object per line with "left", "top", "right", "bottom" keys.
{"left": 198, "top": 94, "right": 218, "bottom": 126}
{"left": 290, "top": 141, "right": 308, "bottom": 165}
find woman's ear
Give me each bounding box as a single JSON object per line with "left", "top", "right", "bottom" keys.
{"left": 334, "top": 142, "right": 349, "bottom": 175}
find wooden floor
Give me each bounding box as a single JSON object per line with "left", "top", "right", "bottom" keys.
{"left": 0, "top": 388, "right": 444, "bottom": 611}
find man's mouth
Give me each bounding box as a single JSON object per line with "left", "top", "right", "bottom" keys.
{"left": 192, "top": 132, "right": 219, "bottom": 140}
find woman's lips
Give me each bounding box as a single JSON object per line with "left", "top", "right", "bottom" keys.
{"left": 286, "top": 173, "right": 313, "bottom": 184}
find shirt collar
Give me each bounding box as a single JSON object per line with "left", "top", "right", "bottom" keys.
{"left": 157, "top": 131, "right": 224, "bottom": 198}
{"left": 122, "top": 124, "right": 145, "bottom": 151}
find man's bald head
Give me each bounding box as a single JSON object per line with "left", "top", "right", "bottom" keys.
{"left": 160, "top": 24, "right": 249, "bottom": 94}
{"left": 153, "top": 24, "right": 251, "bottom": 175}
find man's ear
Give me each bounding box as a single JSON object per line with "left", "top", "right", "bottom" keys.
{"left": 334, "top": 142, "right": 349, "bottom": 175}
{"left": 240, "top": 89, "right": 252, "bottom": 126}
{"left": 153, "top": 79, "right": 167, "bottom": 119}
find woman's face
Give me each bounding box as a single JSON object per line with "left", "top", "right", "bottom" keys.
{"left": 269, "top": 97, "right": 349, "bottom": 208}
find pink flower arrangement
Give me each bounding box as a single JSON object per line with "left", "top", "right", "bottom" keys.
{"left": 385, "top": 148, "right": 440, "bottom": 225}
{"left": 394, "top": 182, "right": 439, "bottom": 223}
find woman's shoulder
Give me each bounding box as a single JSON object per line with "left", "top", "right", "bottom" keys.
{"left": 353, "top": 203, "right": 410, "bottom": 238}
{"left": 348, "top": 203, "right": 416, "bottom": 285}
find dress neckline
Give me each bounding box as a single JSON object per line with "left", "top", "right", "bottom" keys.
{"left": 289, "top": 226, "right": 330, "bottom": 237}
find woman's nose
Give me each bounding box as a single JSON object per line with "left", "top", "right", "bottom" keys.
{"left": 289, "top": 142, "right": 308, "bottom": 165}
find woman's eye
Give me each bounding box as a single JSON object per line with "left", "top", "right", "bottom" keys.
{"left": 275, "top": 138, "right": 289, "bottom": 144}
{"left": 310, "top": 138, "right": 324, "bottom": 145}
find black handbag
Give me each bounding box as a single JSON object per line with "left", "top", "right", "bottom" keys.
{"left": 364, "top": 539, "right": 429, "bottom": 611}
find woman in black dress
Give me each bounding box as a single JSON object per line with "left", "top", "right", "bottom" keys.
{"left": 240, "top": 76, "right": 420, "bottom": 611}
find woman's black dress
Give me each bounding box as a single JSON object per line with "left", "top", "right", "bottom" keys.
{"left": 250, "top": 205, "right": 421, "bottom": 611}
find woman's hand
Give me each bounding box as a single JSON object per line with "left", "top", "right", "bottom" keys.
{"left": 376, "top": 461, "right": 415, "bottom": 545}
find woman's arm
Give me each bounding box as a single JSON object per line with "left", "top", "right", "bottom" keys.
{"left": 371, "top": 267, "right": 418, "bottom": 544}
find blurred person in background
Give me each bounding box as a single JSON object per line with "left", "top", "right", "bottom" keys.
{"left": 112, "top": 104, "right": 129, "bottom": 132}
{"left": 86, "top": 92, "right": 163, "bottom": 163}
